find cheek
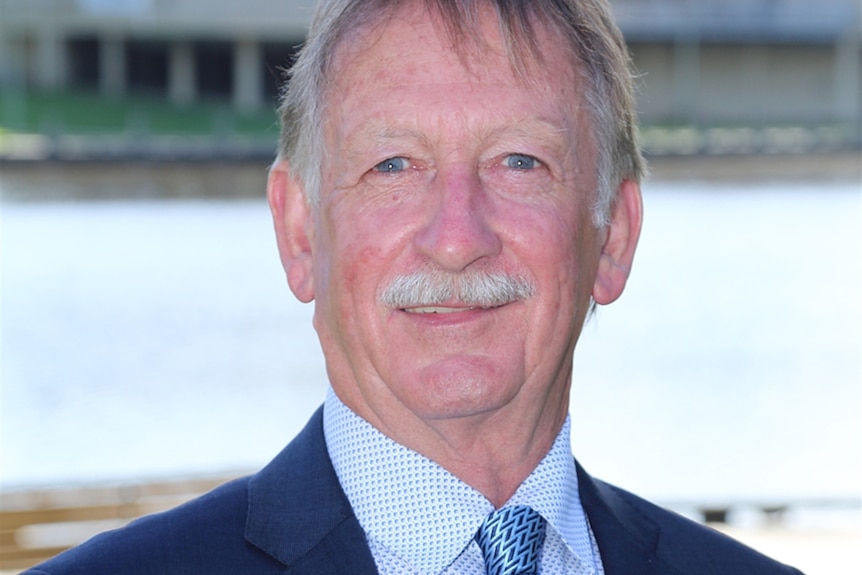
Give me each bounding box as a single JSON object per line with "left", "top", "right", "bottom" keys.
{"left": 337, "top": 200, "right": 419, "bottom": 281}
{"left": 528, "top": 210, "right": 598, "bottom": 305}
{"left": 333, "top": 244, "right": 382, "bottom": 293}
{"left": 517, "top": 207, "right": 581, "bottom": 268}
{"left": 358, "top": 245, "right": 383, "bottom": 265}
{"left": 325, "top": 218, "right": 391, "bottom": 299}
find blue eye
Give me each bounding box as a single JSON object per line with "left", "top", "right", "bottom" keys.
{"left": 505, "top": 154, "right": 538, "bottom": 170}
{"left": 374, "top": 157, "right": 409, "bottom": 173}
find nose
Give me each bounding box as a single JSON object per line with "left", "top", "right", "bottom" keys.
{"left": 413, "top": 166, "right": 502, "bottom": 272}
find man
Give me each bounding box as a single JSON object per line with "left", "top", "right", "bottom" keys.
{"left": 25, "top": 0, "right": 802, "bottom": 574}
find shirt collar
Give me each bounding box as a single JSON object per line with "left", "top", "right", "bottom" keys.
{"left": 323, "top": 388, "right": 592, "bottom": 573}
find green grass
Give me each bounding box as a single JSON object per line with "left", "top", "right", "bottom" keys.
{"left": 0, "top": 90, "right": 280, "bottom": 137}
{"left": 2, "top": 89, "right": 856, "bottom": 157}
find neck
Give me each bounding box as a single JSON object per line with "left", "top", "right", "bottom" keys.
{"left": 356, "top": 392, "right": 570, "bottom": 507}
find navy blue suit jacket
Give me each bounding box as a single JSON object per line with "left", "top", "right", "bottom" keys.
{"left": 25, "top": 407, "right": 803, "bottom": 574}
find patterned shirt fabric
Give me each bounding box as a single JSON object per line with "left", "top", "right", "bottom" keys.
{"left": 323, "top": 388, "right": 605, "bottom": 575}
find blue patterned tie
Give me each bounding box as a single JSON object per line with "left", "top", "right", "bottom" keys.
{"left": 476, "top": 506, "right": 547, "bottom": 575}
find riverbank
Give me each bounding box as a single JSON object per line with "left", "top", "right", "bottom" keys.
{"left": 1, "top": 151, "right": 858, "bottom": 203}
{"left": 648, "top": 150, "right": 860, "bottom": 182}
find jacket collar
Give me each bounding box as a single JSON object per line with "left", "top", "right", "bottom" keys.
{"left": 245, "top": 407, "right": 379, "bottom": 575}
{"left": 576, "top": 461, "right": 663, "bottom": 575}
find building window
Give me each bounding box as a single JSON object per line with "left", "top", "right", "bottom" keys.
{"left": 195, "top": 41, "right": 233, "bottom": 101}
{"left": 126, "top": 40, "right": 168, "bottom": 95}
{"left": 68, "top": 37, "right": 100, "bottom": 89}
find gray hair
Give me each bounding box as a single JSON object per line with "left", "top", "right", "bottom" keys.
{"left": 277, "top": 0, "right": 645, "bottom": 227}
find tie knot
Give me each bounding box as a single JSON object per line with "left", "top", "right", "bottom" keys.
{"left": 475, "top": 506, "right": 546, "bottom": 575}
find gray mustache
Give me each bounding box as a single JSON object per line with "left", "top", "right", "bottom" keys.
{"left": 379, "top": 270, "right": 535, "bottom": 309}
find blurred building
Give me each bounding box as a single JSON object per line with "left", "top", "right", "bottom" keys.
{"left": 0, "top": 0, "right": 316, "bottom": 112}
{"left": 1, "top": 0, "right": 860, "bottom": 127}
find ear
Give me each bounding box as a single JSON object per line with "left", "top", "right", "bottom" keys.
{"left": 267, "top": 159, "right": 315, "bottom": 303}
{"left": 592, "top": 178, "right": 643, "bottom": 305}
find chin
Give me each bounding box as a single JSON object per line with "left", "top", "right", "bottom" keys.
{"left": 404, "top": 365, "right": 521, "bottom": 421}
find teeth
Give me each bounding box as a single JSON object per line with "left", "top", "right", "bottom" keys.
{"left": 405, "top": 306, "right": 475, "bottom": 314}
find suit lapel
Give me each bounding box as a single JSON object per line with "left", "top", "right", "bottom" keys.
{"left": 245, "top": 407, "right": 379, "bottom": 575}
{"left": 576, "top": 461, "right": 662, "bottom": 575}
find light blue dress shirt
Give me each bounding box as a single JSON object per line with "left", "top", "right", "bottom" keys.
{"left": 323, "top": 389, "right": 605, "bottom": 575}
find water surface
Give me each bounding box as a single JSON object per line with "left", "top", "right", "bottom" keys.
{"left": 2, "top": 180, "right": 859, "bottom": 510}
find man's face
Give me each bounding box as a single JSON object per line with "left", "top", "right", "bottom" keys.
{"left": 271, "top": 4, "right": 639, "bottom": 435}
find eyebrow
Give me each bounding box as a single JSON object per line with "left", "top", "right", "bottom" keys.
{"left": 350, "top": 116, "right": 571, "bottom": 149}
{"left": 354, "top": 125, "right": 432, "bottom": 148}
{"left": 484, "top": 118, "right": 571, "bottom": 145}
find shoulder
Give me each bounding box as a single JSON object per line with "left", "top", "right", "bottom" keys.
{"left": 20, "top": 477, "right": 277, "bottom": 575}
{"left": 623, "top": 483, "right": 800, "bottom": 570}
{"left": 578, "top": 465, "right": 804, "bottom": 575}
{"left": 22, "top": 409, "right": 343, "bottom": 575}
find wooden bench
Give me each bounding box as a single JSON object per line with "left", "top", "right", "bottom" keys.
{"left": 1, "top": 475, "right": 239, "bottom": 572}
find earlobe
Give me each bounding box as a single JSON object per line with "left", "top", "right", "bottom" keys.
{"left": 592, "top": 178, "right": 643, "bottom": 305}
{"left": 267, "top": 160, "right": 315, "bottom": 303}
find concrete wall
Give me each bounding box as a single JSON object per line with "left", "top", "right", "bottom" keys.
{"left": 632, "top": 42, "right": 861, "bottom": 125}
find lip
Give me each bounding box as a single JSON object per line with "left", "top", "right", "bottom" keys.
{"left": 403, "top": 305, "right": 485, "bottom": 314}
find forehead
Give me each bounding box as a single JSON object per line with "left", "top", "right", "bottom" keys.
{"left": 327, "top": 1, "right": 580, "bottom": 108}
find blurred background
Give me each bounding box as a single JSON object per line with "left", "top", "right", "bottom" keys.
{"left": 1, "top": 0, "right": 860, "bottom": 573}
